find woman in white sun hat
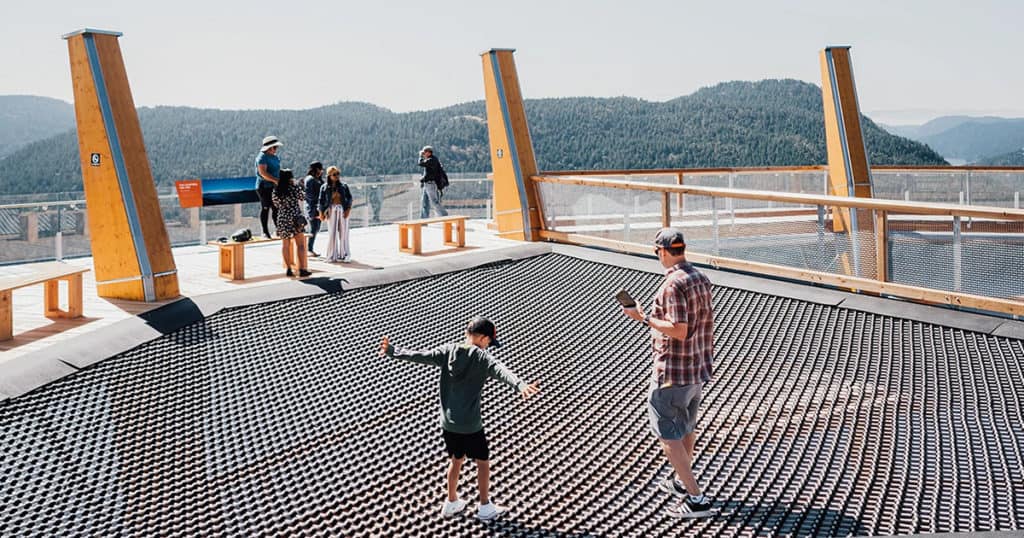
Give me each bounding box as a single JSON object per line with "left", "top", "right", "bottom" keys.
{"left": 255, "top": 135, "right": 284, "bottom": 238}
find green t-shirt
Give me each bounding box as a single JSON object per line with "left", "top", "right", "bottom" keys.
{"left": 386, "top": 342, "right": 526, "bottom": 433}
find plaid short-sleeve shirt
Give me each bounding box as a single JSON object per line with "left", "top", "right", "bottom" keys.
{"left": 650, "top": 262, "right": 714, "bottom": 387}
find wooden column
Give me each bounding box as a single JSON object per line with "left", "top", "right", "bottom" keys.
{"left": 481, "top": 49, "right": 542, "bottom": 241}
{"left": 820, "top": 45, "right": 876, "bottom": 277}
{"left": 64, "top": 28, "right": 178, "bottom": 301}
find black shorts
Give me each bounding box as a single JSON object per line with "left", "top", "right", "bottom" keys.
{"left": 442, "top": 429, "right": 490, "bottom": 461}
{"left": 257, "top": 185, "right": 274, "bottom": 209}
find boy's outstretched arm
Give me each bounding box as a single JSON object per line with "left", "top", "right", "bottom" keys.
{"left": 520, "top": 382, "right": 541, "bottom": 399}
{"left": 379, "top": 336, "right": 445, "bottom": 366}
{"left": 486, "top": 355, "right": 541, "bottom": 399}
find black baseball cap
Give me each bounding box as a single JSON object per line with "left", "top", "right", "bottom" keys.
{"left": 467, "top": 316, "right": 501, "bottom": 348}
{"left": 654, "top": 227, "right": 686, "bottom": 249}
{"left": 309, "top": 161, "right": 324, "bottom": 171}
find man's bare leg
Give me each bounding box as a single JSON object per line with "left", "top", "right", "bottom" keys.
{"left": 447, "top": 457, "right": 464, "bottom": 502}
{"left": 476, "top": 460, "right": 490, "bottom": 504}
{"left": 682, "top": 431, "right": 697, "bottom": 461}
{"left": 660, "top": 438, "right": 700, "bottom": 495}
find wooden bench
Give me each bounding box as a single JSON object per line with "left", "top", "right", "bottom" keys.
{"left": 0, "top": 262, "right": 90, "bottom": 341}
{"left": 396, "top": 215, "right": 468, "bottom": 255}
{"left": 208, "top": 236, "right": 281, "bottom": 280}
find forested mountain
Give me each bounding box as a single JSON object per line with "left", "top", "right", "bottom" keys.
{"left": 0, "top": 95, "right": 75, "bottom": 159}
{"left": 0, "top": 80, "right": 945, "bottom": 195}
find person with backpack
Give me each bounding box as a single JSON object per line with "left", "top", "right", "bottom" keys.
{"left": 379, "top": 317, "right": 541, "bottom": 521}
{"left": 303, "top": 161, "right": 325, "bottom": 257}
{"left": 418, "top": 145, "right": 449, "bottom": 218}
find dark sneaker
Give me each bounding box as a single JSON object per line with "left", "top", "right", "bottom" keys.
{"left": 658, "top": 478, "right": 687, "bottom": 496}
{"left": 286, "top": 268, "right": 294, "bottom": 277}
{"left": 667, "top": 495, "right": 716, "bottom": 518}
{"left": 298, "top": 269, "right": 312, "bottom": 277}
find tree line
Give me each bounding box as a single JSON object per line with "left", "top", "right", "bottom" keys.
{"left": 0, "top": 79, "right": 946, "bottom": 195}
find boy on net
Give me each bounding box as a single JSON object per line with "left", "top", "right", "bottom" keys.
{"left": 380, "top": 316, "right": 541, "bottom": 521}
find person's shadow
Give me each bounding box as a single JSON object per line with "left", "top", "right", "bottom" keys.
{"left": 445, "top": 499, "right": 866, "bottom": 537}
{"left": 704, "top": 499, "right": 867, "bottom": 537}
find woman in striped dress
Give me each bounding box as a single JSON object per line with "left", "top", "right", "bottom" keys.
{"left": 318, "top": 166, "right": 353, "bottom": 263}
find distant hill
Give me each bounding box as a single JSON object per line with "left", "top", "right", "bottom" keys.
{"left": 0, "top": 80, "right": 946, "bottom": 195}
{"left": 920, "top": 118, "right": 1024, "bottom": 162}
{"left": 0, "top": 95, "right": 75, "bottom": 159}
{"left": 882, "top": 115, "right": 1024, "bottom": 162}
{"left": 881, "top": 116, "right": 1000, "bottom": 139}
{"left": 977, "top": 148, "right": 1024, "bottom": 166}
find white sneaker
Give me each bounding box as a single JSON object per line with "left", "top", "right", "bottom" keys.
{"left": 441, "top": 499, "right": 468, "bottom": 518}
{"left": 476, "top": 501, "right": 507, "bottom": 521}
{"left": 658, "top": 478, "right": 687, "bottom": 496}
{"left": 341, "top": 255, "right": 351, "bottom": 263}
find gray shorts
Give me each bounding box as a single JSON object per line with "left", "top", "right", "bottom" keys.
{"left": 648, "top": 382, "right": 703, "bottom": 440}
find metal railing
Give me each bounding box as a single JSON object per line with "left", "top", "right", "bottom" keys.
{"left": 542, "top": 166, "right": 1024, "bottom": 207}
{"left": 0, "top": 173, "right": 493, "bottom": 266}
{"left": 533, "top": 171, "right": 1024, "bottom": 317}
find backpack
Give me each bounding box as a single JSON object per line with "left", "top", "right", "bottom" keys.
{"left": 230, "top": 228, "right": 252, "bottom": 242}
{"left": 437, "top": 165, "right": 450, "bottom": 192}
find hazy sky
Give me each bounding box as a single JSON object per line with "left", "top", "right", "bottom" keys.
{"left": 3, "top": 0, "right": 1021, "bottom": 124}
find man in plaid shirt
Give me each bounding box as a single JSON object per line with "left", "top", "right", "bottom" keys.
{"left": 623, "top": 228, "right": 715, "bottom": 518}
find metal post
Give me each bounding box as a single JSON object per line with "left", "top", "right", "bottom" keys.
{"left": 200, "top": 220, "right": 207, "bottom": 245}
{"left": 727, "top": 173, "right": 735, "bottom": 223}
{"left": 676, "top": 172, "right": 685, "bottom": 217}
{"left": 364, "top": 204, "right": 370, "bottom": 228}
{"left": 904, "top": 190, "right": 910, "bottom": 202}
{"left": 661, "top": 192, "right": 671, "bottom": 228}
{"left": 953, "top": 216, "right": 962, "bottom": 292}
{"left": 407, "top": 202, "right": 414, "bottom": 221}
{"left": 965, "top": 170, "right": 972, "bottom": 206}
{"left": 55, "top": 231, "right": 63, "bottom": 261}
{"left": 822, "top": 169, "right": 829, "bottom": 195}
{"left": 849, "top": 207, "right": 862, "bottom": 278}
{"left": 712, "top": 202, "right": 720, "bottom": 255}
{"left": 874, "top": 210, "right": 888, "bottom": 282}
{"left": 1015, "top": 192, "right": 1020, "bottom": 209}
{"left": 486, "top": 199, "right": 492, "bottom": 220}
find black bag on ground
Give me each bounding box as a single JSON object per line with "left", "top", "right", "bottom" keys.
{"left": 231, "top": 228, "right": 252, "bottom": 242}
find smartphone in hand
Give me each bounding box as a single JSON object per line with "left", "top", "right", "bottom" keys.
{"left": 614, "top": 290, "right": 637, "bottom": 308}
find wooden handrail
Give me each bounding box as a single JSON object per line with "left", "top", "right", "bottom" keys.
{"left": 542, "top": 165, "right": 827, "bottom": 176}
{"left": 532, "top": 174, "right": 1024, "bottom": 220}
{"left": 872, "top": 165, "right": 1024, "bottom": 172}
{"left": 540, "top": 165, "right": 1024, "bottom": 176}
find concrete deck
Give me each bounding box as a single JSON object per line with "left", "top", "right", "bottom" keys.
{"left": 0, "top": 221, "right": 517, "bottom": 363}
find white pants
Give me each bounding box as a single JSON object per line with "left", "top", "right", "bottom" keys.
{"left": 324, "top": 204, "right": 350, "bottom": 261}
